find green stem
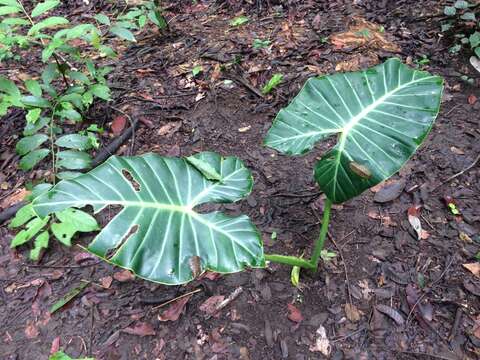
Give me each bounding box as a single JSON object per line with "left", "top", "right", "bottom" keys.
{"left": 264, "top": 198, "right": 333, "bottom": 271}
{"left": 309, "top": 198, "right": 333, "bottom": 270}
{"left": 264, "top": 254, "right": 315, "bottom": 269}
{"left": 49, "top": 102, "right": 58, "bottom": 184}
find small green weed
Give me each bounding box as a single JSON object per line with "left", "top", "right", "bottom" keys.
{"left": 262, "top": 73, "right": 283, "bottom": 94}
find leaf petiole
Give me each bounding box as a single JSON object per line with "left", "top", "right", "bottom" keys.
{"left": 264, "top": 198, "right": 333, "bottom": 271}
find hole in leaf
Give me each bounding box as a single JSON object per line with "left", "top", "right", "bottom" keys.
{"left": 105, "top": 224, "right": 139, "bottom": 260}
{"left": 121, "top": 169, "right": 140, "bottom": 191}
{"left": 349, "top": 161, "right": 372, "bottom": 179}
{"left": 189, "top": 255, "right": 202, "bottom": 278}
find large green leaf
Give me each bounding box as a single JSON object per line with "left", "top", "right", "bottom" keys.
{"left": 28, "top": 16, "right": 69, "bottom": 36}
{"left": 264, "top": 58, "right": 444, "bottom": 203}
{"left": 31, "top": 0, "right": 60, "bottom": 17}
{"left": 33, "top": 152, "right": 264, "bottom": 284}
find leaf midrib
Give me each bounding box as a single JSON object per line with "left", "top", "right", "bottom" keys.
{"left": 331, "top": 74, "right": 438, "bottom": 200}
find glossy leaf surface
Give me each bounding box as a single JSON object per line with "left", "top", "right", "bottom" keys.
{"left": 33, "top": 152, "right": 264, "bottom": 284}
{"left": 265, "top": 58, "right": 443, "bottom": 203}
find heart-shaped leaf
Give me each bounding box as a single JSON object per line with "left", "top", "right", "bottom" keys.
{"left": 33, "top": 152, "right": 264, "bottom": 284}
{"left": 265, "top": 58, "right": 443, "bottom": 203}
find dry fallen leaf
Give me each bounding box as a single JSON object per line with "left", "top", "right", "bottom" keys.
{"left": 330, "top": 17, "right": 400, "bottom": 53}
{"left": 407, "top": 205, "right": 423, "bottom": 240}
{"left": 157, "top": 121, "right": 182, "bottom": 137}
{"left": 367, "top": 210, "right": 397, "bottom": 227}
{"left": 199, "top": 295, "right": 225, "bottom": 316}
{"left": 113, "top": 269, "right": 135, "bottom": 282}
{"left": 287, "top": 303, "right": 303, "bottom": 323}
{"left": 238, "top": 125, "right": 251, "bottom": 132}
{"left": 74, "top": 252, "right": 96, "bottom": 264}
{"left": 470, "top": 56, "right": 480, "bottom": 74}
{"left": 24, "top": 321, "right": 39, "bottom": 339}
{"left": 111, "top": 115, "right": 127, "bottom": 136}
{"left": 195, "top": 92, "right": 206, "bottom": 101}
{"left": 463, "top": 263, "right": 480, "bottom": 278}
{"left": 375, "top": 304, "right": 405, "bottom": 325}
{"left": 100, "top": 276, "right": 113, "bottom": 289}
{"left": 345, "top": 303, "right": 361, "bottom": 322}
{"left": 459, "top": 232, "right": 473, "bottom": 243}
{"left": 123, "top": 322, "right": 156, "bottom": 337}
{"left": 420, "top": 229, "right": 430, "bottom": 240}
{"left": 200, "top": 271, "right": 222, "bottom": 281}
{"left": 450, "top": 146, "right": 465, "bottom": 155}
{"left": 335, "top": 52, "right": 379, "bottom": 72}
{"left": 158, "top": 295, "right": 192, "bottom": 321}
{"left": 309, "top": 325, "right": 331, "bottom": 356}
{"left": 468, "top": 94, "right": 477, "bottom": 105}
{"left": 405, "top": 284, "right": 433, "bottom": 328}
{"left": 50, "top": 336, "right": 60, "bottom": 354}
{"left": 0, "top": 188, "right": 29, "bottom": 209}
{"left": 473, "top": 315, "right": 480, "bottom": 339}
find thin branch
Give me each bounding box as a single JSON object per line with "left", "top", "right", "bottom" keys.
{"left": 151, "top": 288, "right": 202, "bottom": 310}
{"left": 431, "top": 153, "right": 480, "bottom": 192}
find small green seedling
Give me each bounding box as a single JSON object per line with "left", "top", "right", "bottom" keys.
{"left": 262, "top": 73, "right": 283, "bottom": 94}
{"left": 49, "top": 351, "right": 94, "bottom": 360}
{"left": 320, "top": 250, "right": 337, "bottom": 262}
{"left": 230, "top": 16, "right": 248, "bottom": 27}
{"left": 415, "top": 55, "right": 430, "bottom": 66}
{"left": 192, "top": 65, "right": 203, "bottom": 77}
{"left": 253, "top": 38, "right": 270, "bottom": 49}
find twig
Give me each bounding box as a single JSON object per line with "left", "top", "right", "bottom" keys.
{"left": 24, "top": 261, "right": 101, "bottom": 269}
{"left": 338, "top": 230, "right": 356, "bottom": 250}
{"left": 231, "top": 75, "right": 264, "bottom": 98}
{"left": 431, "top": 153, "right": 480, "bottom": 191}
{"left": 444, "top": 104, "right": 461, "bottom": 117}
{"left": 151, "top": 288, "right": 202, "bottom": 310}
{"left": 431, "top": 255, "right": 455, "bottom": 287}
{"left": 331, "top": 326, "right": 366, "bottom": 343}
{"left": 406, "top": 256, "right": 454, "bottom": 326}
{"left": 271, "top": 191, "right": 321, "bottom": 198}
{"left": 205, "top": 286, "right": 243, "bottom": 319}
{"left": 130, "top": 92, "right": 196, "bottom": 101}
{"left": 397, "top": 351, "right": 457, "bottom": 360}
{"left": 108, "top": 106, "right": 136, "bottom": 156}
{"left": 330, "top": 236, "right": 352, "bottom": 304}
{"left": 0, "top": 201, "right": 27, "bottom": 224}
{"left": 91, "top": 115, "right": 138, "bottom": 167}
{"left": 448, "top": 307, "right": 462, "bottom": 342}
{"left": 88, "top": 305, "right": 95, "bottom": 356}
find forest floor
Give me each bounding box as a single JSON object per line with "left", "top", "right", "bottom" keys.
{"left": 1, "top": 0, "right": 480, "bottom": 359}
